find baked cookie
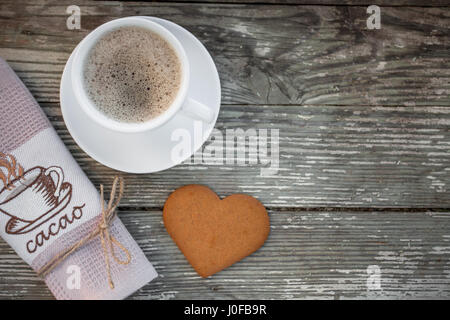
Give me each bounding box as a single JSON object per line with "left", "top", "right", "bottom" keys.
{"left": 163, "top": 185, "right": 270, "bottom": 278}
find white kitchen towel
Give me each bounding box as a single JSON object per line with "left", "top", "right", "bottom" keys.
{"left": 0, "top": 57, "right": 157, "bottom": 299}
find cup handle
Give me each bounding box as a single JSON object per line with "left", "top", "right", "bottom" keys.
{"left": 181, "top": 98, "right": 215, "bottom": 123}
{"left": 45, "top": 166, "right": 64, "bottom": 198}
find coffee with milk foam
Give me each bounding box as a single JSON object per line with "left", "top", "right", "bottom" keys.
{"left": 83, "top": 26, "right": 182, "bottom": 123}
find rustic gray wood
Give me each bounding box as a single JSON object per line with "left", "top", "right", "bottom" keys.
{"left": 0, "top": 0, "right": 449, "bottom": 299}
{"left": 0, "top": 1, "right": 449, "bottom": 106}
{"left": 1, "top": 209, "right": 450, "bottom": 299}
{"left": 156, "top": 1, "right": 450, "bottom": 6}
{"left": 37, "top": 102, "right": 450, "bottom": 208}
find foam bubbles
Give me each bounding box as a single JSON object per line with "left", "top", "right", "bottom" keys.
{"left": 83, "top": 26, "right": 181, "bottom": 123}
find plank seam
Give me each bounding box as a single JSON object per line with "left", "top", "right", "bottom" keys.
{"left": 117, "top": 206, "right": 450, "bottom": 212}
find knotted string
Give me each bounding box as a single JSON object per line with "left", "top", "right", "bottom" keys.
{"left": 36, "top": 176, "right": 131, "bottom": 290}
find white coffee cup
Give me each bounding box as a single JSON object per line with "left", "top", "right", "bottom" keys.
{"left": 71, "top": 17, "right": 214, "bottom": 133}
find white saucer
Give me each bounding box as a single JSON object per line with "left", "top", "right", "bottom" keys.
{"left": 60, "top": 17, "right": 221, "bottom": 173}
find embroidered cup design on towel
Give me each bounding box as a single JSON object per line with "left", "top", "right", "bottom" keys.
{"left": 0, "top": 57, "right": 158, "bottom": 299}
{"left": 0, "top": 154, "right": 73, "bottom": 235}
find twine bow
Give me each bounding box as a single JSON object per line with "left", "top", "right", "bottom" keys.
{"left": 36, "top": 176, "right": 131, "bottom": 290}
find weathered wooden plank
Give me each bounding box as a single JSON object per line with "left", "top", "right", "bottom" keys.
{"left": 1, "top": 209, "right": 449, "bottom": 299}
{"left": 34, "top": 103, "right": 450, "bottom": 208}
{"left": 154, "top": 0, "right": 450, "bottom": 6}
{"left": 0, "top": 1, "right": 448, "bottom": 106}
{"left": 7, "top": 0, "right": 450, "bottom": 7}
{"left": 164, "top": 0, "right": 450, "bottom": 6}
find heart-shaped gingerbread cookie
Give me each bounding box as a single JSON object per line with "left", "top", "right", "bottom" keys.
{"left": 163, "top": 185, "right": 270, "bottom": 278}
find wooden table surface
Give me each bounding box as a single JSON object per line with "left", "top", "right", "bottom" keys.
{"left": 0, "top": 0, "right": 449, "bottom": 299}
